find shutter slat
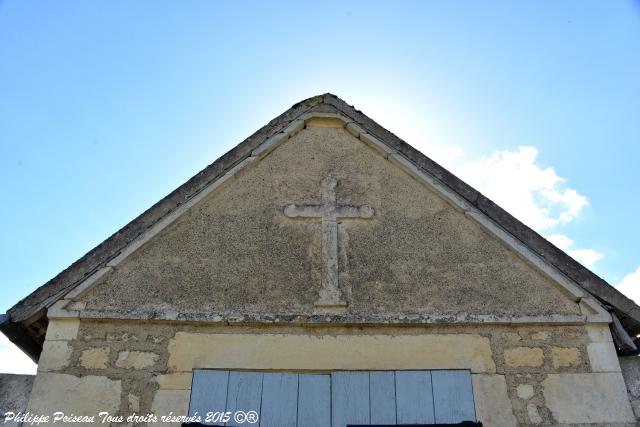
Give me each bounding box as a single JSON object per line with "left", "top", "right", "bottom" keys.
{"left": 189, "top": 370, "right": 229, "bottom": 425}
{"left": 225, "top": 372, "right": 263, "bottom": 427}
{"left": 432, "top": 370, "right": 476, "bottom": 423}
{"left": 369, "top": 371, "right": 396, "bottom": 424}
{"left": 259, "top": 373, "right": 298, "bottom": 427}
{"left": 395, "top": 370, "right": 435, "bottom": 424}
{"left": 332, "top": 371, "right": 370, "bottom": 427}
{"left": 297, "top": 374, "right": 331, "bottom": 427}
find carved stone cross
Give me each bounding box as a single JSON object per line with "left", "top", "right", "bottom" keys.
{"left": 285, "top": 176, "right": 374, "bottom": 307}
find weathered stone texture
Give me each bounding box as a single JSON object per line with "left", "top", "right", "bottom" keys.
{"left": 80, "top": 126, "right": 581, "bottom": 319}
{"left": 620, "top": 355, "right": 640, "bottom": 420}
{"left": 115, "top": 350, "right": 159, "bottom": 369}
{"left": 45, "top": 318, "right": 80, "bottom": 341}
{"left": 80, "top": 347, "right": 109, "bottom": 369}
{"left": 27, "top": 373, "right": 121, "bottom": 421}
{"left": 471, "top": 374, "right": 517, "bottom": 427}
{"left": 516, "top": 383, "right": 534, "bottom": 400}
{"left": 0, "top": 374, "right": 34, "bottom": 427}
{"left": 504, "top": 347, "right": 544, "bottom": 367}
{"left": 586, "top": 324, "right": 614, "bottom": 343}
{"left": 151, "top": 390, "right": 190, "bottom": 427}
{"left": 156, "top": 373, "right": 193, "bottom": 390}
{"left": 526, "top": 402, "right": 543, "bottom": 424}
{"left": 551, "top": 346, "right": 581, "bottom": 368}
{"left": 27, "top": 313, "right": 611, "bottom": 426}
{"left": 37, "top": 340, "right": 72, "bottom": 371}
{"left": 530, "top": 331, "right": 550, "bottom": 341}
{"left": 542, "top": 372, "right": 635, "bottom": 423}
{"left": 588, "top": 341, "right": 621, "bottom": 372}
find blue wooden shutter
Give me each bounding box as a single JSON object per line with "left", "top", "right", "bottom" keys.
{"left": 188, "top": 369, "right": 476, "bottom": 426}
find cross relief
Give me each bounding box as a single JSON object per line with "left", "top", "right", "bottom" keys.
{"left": 284, "top": 176, "right": 374, "bottom": 308}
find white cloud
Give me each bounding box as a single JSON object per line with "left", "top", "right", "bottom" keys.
{"left": 545, "top": 234, "right": 604, "bottom": 268}
{"left": 426, "top": 143, "right": 605, "bottom": 269}
{"left": 453, "top": 146, "right": 588, "bottom": 231}
{"left": 616, "top": 266, "right": 640, "bottom": 304}
{"left": 545, "top": 234, "right": 574, "bottom": 250}
{"left": 567, "top": 249, "right": 604, "bottom": 268}
{"left": 0, "top": 334, "right": 37, "bottom": 374}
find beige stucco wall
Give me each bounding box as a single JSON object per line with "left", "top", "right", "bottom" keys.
{"left": 78, "top": 125, "right": 581, "bottom": 320}
{"left": 26, "top": 318, "right": 635, "bottom": 426}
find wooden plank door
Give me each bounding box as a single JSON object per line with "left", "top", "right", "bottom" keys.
{"left": 189, "top": 369, "right": 476, "bottom": 426}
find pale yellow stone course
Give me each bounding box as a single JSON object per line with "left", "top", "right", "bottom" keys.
{"left": 504, "top": 347, "right": 544, "bottom": 368}
{"left": 80, "top": 347, "right": 109, "bottom": 369}
{"left": 168, "top": 332, "right": 496, "bottom": 373}
{"left": 156, "top": 373, "right": 193, "bottom": 390}
{"left": 551, "top": 346, "right": 580, "bottom": 368}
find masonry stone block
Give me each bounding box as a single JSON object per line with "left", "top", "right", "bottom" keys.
{"left": 551, "top": 346, "right": 580, "bottom": 368}
{"left": 156, "top": 373, "right": 192, "bottom": 390}
{"left": 586, "top": 324, "right": 613, "bottom": 343}
{"left": 168, "top": 332, "right": 496, "bottom": 373}
{"left": 37, "top": 341, "right": 72, "bottom": 372}
{"left": 471, "top": 374, "right": 517, "bottom": 427}
{"left": 27, "top": 373, "right": 121, "bottom": 420}
{"left": 116, "top": 350, "right": 158, "bottom": 369}
{"left": 80, "top": 347, "right": 109, "bottom": 369}
{"left": 44, "top": 319, "right": 80, "bottom": 341}
{"left": 504, "top": 347, "right": 544, "bottom": 368}
{"left": 151, "top": 390, "right": 190, "bottom": 427}
{"left": 542, "top": 372, "right": 635, "bottom": 423}
{"left": 588, "top": 342, "right": 621, "bottom": 372}
{"left": 516, "top": 383, "right": 534, "bottom": 400}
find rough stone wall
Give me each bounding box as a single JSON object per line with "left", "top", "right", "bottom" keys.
{"left": 1, "top": 374, "right": 34, "bottom": 426}
{"left": 79, "top": 126, "right": 581, "bottom": 319}
{"left": 620, "top": 355, "right": 640, "bottom": 421}
{"left": 27, "top": 319, "right": 636, "bottom": 426}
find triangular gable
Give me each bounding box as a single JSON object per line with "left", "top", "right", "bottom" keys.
{"left": 2, "top": 94, "right": 637, "bottom": 362}
{"left": 51, "top": 111, "right": 606, "bottom": 323}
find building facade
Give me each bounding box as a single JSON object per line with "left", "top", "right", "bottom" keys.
{"left": 3, "top": 94, "right": 640, "bottom": 426}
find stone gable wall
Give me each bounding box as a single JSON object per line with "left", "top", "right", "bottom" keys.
{"left": 77, "top": 127, "right": 581, "bottom": 320}
{"left": 25, "top": 318, "right": 636, "bottom": 426}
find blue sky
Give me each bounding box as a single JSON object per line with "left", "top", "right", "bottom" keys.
{"left": 1, "top": 1, "right": 639, "bottom": 372}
